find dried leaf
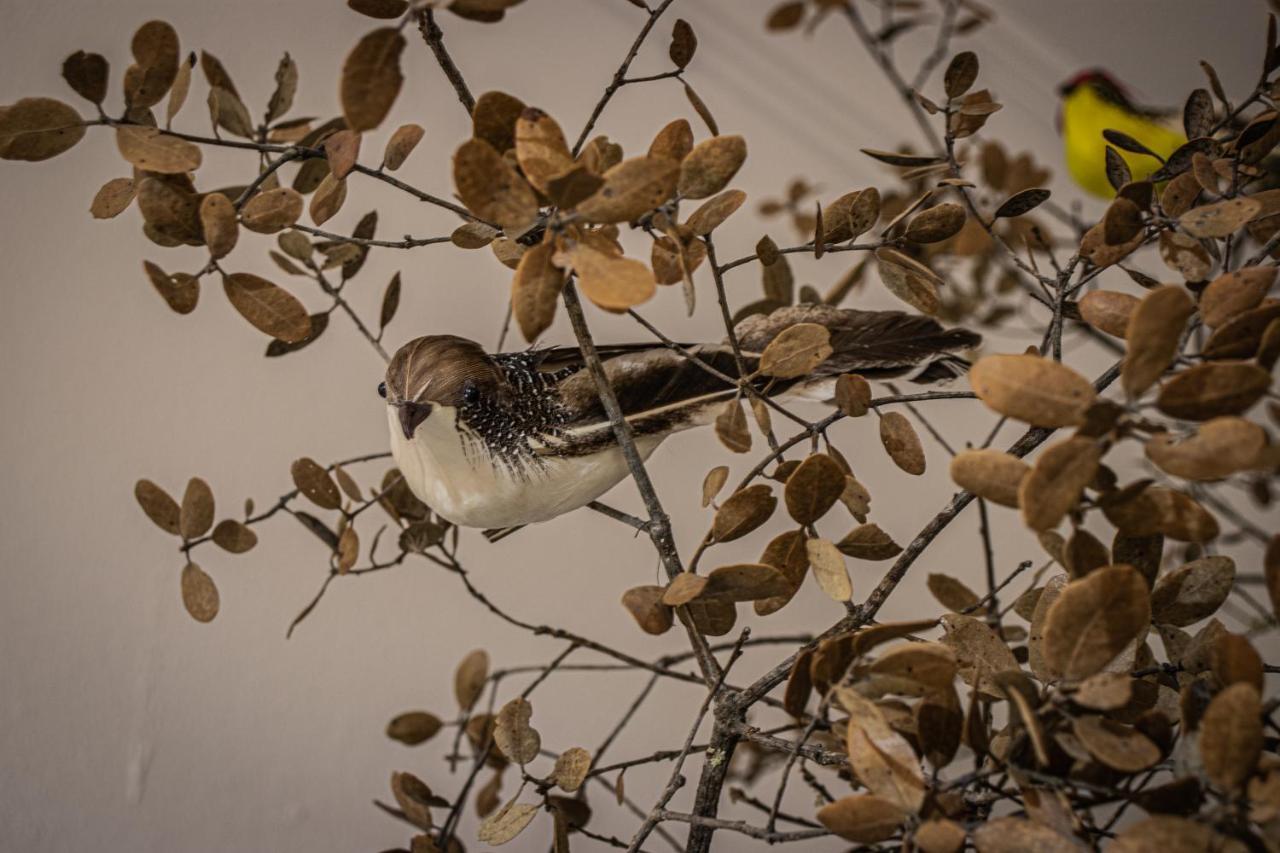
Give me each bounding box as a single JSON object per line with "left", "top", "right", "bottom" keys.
{"left": 1156, "top": 361, "right": 1271, "bottom": 420}
{"left": 179, "top": 477, "right": 214, "bottom": 540}
{"left": 551, "top": 747, "right": 591, "bottom": 792}
{"left": 135, "top": 479, "right": 181, "bottom": 535}
{"left": 1199, "top": 266, "right": 1276, "bottom": 327}
{"left": 875, "top": 247, "right": 941, "bottom": 315}
{"left": 341, "top": 28, "right": 405, "bottom": 132}
{"left": 62, "top": 51, "right": 109, "bottom": 105}
{"left": 1199, "top": 682, "right": 1262, "bottom": 791}
{"left": 970, "top": 354, "right": 1096, "bottom": 428}
{"left": 1145, "top": 417, "right": 1266, "bottom": 480}
{"left": 807, "top": 537, "right": 852, "bottom": 601}
{"left": 477, "top": 800, "right": 538, "bottom": 846}
{"left": 759, "top": 322, "right": 832, "bottom": 377}
{"left": 677, "top": 135, "right": 746, "bottom": 199}
{"left": 949, "top": 449, "right": 1028, "bottom": 507}
{"left": 711, "top": 484, "right": 775, "bottom": 542}
{"left": 1078, "top": 290, "right": 1138, "bottom": 338}
{"left": 142, "top": 261, "right": 199, "bottom": 314}
{"left": 575, "top": 156, "right": 678, "bottom": 224}
{"left": 816, "top": 794, "right": 906, "bottom": 843}
{"left": 1019, "top": 437, "right": 1101, "bottom": 532}
{"left": 454, "top": 649, "right": 489, "bottom": 711}
{"left": 115, "top": 126, "right": 201, "bottom": 173}
{"left": 784, "top": 453, "right": 845, "bottom": 523}
{"left": 454, "top": 138, "right": 538, "bottom": 230}
{"left": 211, "top": 519, "right": 256, "bottom": 553}
{"left": 223, "top": 273, "right": 311, "bottom": 343}
{"left": 494, "top": 697, "right": 540, "bottom": 765}
{"left": 1042, "top": 565, "right": 1150, "bottom": 681}
{"left": 180, "top": 562, "right": 219, "bottom": 623}
{"left": 669, "top": 19, "right": 697, "bottom": 69}
{"left": 1150, "top": 556, "right": 1234, "bottom": 627}
{"left": 879, "top": 411, "right": 925, "bottom": 475}
{"left": 836, "top": 523, "right": 902, "bottom": 561}
{"left": 309, "top": 173, "right": 347, "bottom": 226}
{"left": 199, "top": 193, "right": 237, "bottom": 259}
{"left": 387, "top": 711, "right": 443, "bottom": 745}
{"left": 241, "top": 187, "right": 304, "bottom": 233}
{"left": 1073, "top": 715, "right": 1160, "bottom": 772}
{"left": 701, "top": 466, "right": 729, "bottom": 508}
{"left": 560, "top": 241, "right": 655, "bottom": 311}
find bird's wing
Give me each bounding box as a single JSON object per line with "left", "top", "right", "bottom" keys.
{"left": 544, "top": 305, "right": 980, "bottom": 441}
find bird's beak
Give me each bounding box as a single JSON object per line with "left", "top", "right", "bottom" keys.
{"left": 397, "top": 401, "right": 433, "bottom": 439}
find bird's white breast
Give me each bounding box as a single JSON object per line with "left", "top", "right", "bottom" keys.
{"left": 387, "top": 406, "right": 662, "bottom": 529}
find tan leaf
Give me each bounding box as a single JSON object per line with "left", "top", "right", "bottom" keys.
{"left": 701, "top": 465, "right": 729, "bottom": 507}
{"left": 927, "top": 574, "right": 980, "bottom": 613}
{"left": 291, "top": 457, "right": 341, "bottom": 510}
{"left": 211, "top": 519, "right": 256, "bottom": 553}
{"left": 713, "top": 399, "right": 751, "bottom": 453}
{"left": 870, "top": 643, "right": 957, "bottom": 692}
{"left": 685, "top": 189, "right": 746, "bottom": 235}
{"left": 180, "top": 562, "right": 219, "bottom": 623}
{"left": 90, "top": 177, "right": 137, "bottom": 219}
{"left": 970, "top": 354, "right": 1096, "bottom": 427}
{"left": 784, "top": 453, "right": 845, "bottom": 524}
{"left": 335, "top": 525, "right": 358, "bottom": 573}
{"left": 386, "top": 711, "right": 443, "bottom": 746}
{"left": 514, "top": 107, "right": 574, "bottom": 193}
{"left": 1145, "top": 417, "right": 1267, "bottom": 480}
{"left": 341, "top": 28, "right": 405, "bottom": 131}
{"left": 199, "top": 193, "right": 237, "bottom": 259}
{"left": 135, "top": 479, "right": 181, "bottom": 535}
{"left": 905, "top": 202, "right": 966, "bottom": 243}
{"left": 834, "top": 373, "right": 871, "bottom": 417}
{"left": 240, "top": 187, "right": 303, "bottom": 235}
{"left": 620, "top": 585, "right": 673, "bottom": 635}
{"left": 816, "top": 794, "right": 906, "bottom": 843}
{"left": 142, "top": 261, "right": 199, "bottom": 314}
{"left": 841, "top": 691, "right": 926, "bottom": 813}
{"left": 1200, "top": 266, "right": 1276, "bottom": 327}
{"left": 477, "top": 800, "right": 538, "bottom": 846}
{"left": 1155, "top": 361, "right": 1271, "bottom": 420}
{"left": 1078, "top": 290, "right": 1138, "bottom": 338}
{"left": 711, "top": 484, "right": 775, "bottom": 542}
{"left": 223, "top": 273, "right": 311, "bottom": 343}
{"left": 971, "top": 817, "right": 1081, "bottom": 853}
{"left": 1103, "top": 485, "right": 1220, "bottom": 543}
{"left": 836, "top": 523, "right": 902, "bottom": 561}
{"left": 1042, "top": 565, "right": 1150, "bottom": 681}
{"left": 382, "top": 123, "right": 425, "bottom": 171}
{"left": 1159, "top": 230, "right": 1212, "bottom": 281}
{"left": 880, "top": 411, "right": 925, "bottom": 475}
{"left": 494, "top": 697, "right": 541, "bottom": 765}
{"left": 1019, "top": 437, "right": 1101, "bottom": 531}
{"left": 1200, "top": 682, "right": 1262, "bottom": 791}
{"left": 1150, "top": 556, "right": 1234, "bottom": 627}
{"left": 0, "top": 97, "right": 85, "bottom": 161}
{"left": 454, "top": 139, "right": 538, "bottom": 231}
{"left": 1179, "top": 196, "right": 1262, "bottom": 238}
{"left": 939, "top": 613, "right": 1019, "bottom": 697}
{"left": 309, "top": 173, "right": 347, "bottom": 226}
{"left": 807, "top": 538, "right": 852, "bottom": 601}
{"left": 875, "top": 247, "right": 941, "bottom": 315}
{"left": 700, "top": 563, "right": 792, "bottom": 602}
{"left": 1122, "top": 284, "right": 1196, "bottom": 397}
{"left": 759, "top": 322, "right": 832, "bottom": 378}
{"left": 179, "top": 477, "right": 214, "bottom": 540}
{"left": 1073, "top": 715, "right": 1160, "bottom": 772}
{"left": 511, "top": 242, "right": 564, "bottom": 342}
{"left": 949, "top": 449, "right": 1028, "bottom": 507}
{"left": 677, "top": 134, "right": 746, "bottom": 199}
{"left": 124, "top": 21, "right": 179, "bottom": 109}
{"left": 575, "top": 156, "right": 679, "bottom": 224}
{"left": 323, "top": 129, "right": 361, "bottom": 180}
{"left": 115, "top": 126, "right": 201, "bottom": 173}
{"left": 551, "top": 747, "right": 591, "bottom": 792}
{"left": 914, "top": 819, "right": 967, "bottom": 853}
{"left": 560, "top": 241, "right": 655, "bottom": 311}
{"left": 453, "top": 649, "right": 489, "bottom": 711}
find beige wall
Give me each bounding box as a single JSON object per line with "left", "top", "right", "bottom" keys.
{"left": 0, "top": 1, "right": 1269, "bottom": 850}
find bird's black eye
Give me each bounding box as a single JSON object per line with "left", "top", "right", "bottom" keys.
{"left": 462, "top": 381, "right": 480, "bottom": 405}
{"left": 377, "top": 381, "right": 387, "bottom": 399}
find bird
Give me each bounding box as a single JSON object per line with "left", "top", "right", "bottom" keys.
{"left": 380, "top": 304, "right": 981, "bottom": 531}
{"left": 1057, "top": 69, "right": 1186, "bottom": 198}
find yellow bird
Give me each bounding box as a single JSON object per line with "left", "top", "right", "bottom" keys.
{"left": 1057, "top": 70, "right": 1187, "bottom": 198}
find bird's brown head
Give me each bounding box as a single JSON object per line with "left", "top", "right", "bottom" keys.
{"left": 382, "top": 335, "right": 505, "bottom": 439}
{"left": 1057, "top": 68, "right": 1132, "bottom": 106}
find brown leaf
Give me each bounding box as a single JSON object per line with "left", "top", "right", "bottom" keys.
{"left": 1073, "top": 715, "right": 1160, "bottom": 772}
{"left": 834, "top": 373, "right": 871, "bottom": 417}
{"left": 575, "top": 156, "right": 678, "bottom": 224}
{"left": 123, "top": 21, "right": 179, "bottom": 109}
{"left": 840, "top": 691, "right": 926, "bottom": 813}
{"left": 135, "top": 479, "right": 181, "bottom": 535}
{"left": 940, "top": 614, "right": 1018, "bottom": 697}
{"left": 970, "top": 354, "right": 1096, "bottom": 427}
{"left": 701, "top": 465, "right": 729, "bottom": 507}
{"left": 477, "top": 800, "right": 538, "bottom": 846}
{"left": 1199, "top": 682, "right": 1262, "bottom": 791}
{"left": 905, "top": 203, "right": 966, "bottom": 243}
{"left": 386, "top": 711, "right": 443, "bottom": 746}
{"left": 323, "top": 129, "right": 361, "bottom": 181}
{"left": 647, "top": 118, "right": 693, "bottom": 162}
{"left": 454, "top": 139, "right": 539, "bottom": 230}
{"left": 511, "top": 242, "right": 564, "bottom": 341}
{"left": 971, "top": 817, "right": 1079, "bottom": 853}
{"left": 880, "top": 411, "right": 925, "bottom": 475}
{"left": 1042, "top": 565, "right": 1150, "bottom": 681}
{"left": 142, "top": 261, "right": 199, "bottom": 314}
{"left": 677, "top": 135, "right": 746, "bottom": 199}
{"left": 494, "top": 697, "right": 540, "bottom": 765}
{"left": 341, "top": 28, "right": 405, "bottom": 132}
{"left": 914, "top": 819, "right": 966, "bottom": 853}
{"left": 1019, "top": 437, "right": 1101, "bottom": 531}
{"left": 949, "top": 449, "right": 1028, "bottom": 507}
{"left": 700, "top": 563, "right": 792, "bottom": 602}
{"left": 62, "top": 51, "right": 109, "bottom": 105}
{"left": 713, "top": 398, "right": 751, "bottom": 453}
{"left": 836, "top": 523, "right": 902, "bottom": 561}
{"left": 816, "top": 794, "right": 906, "bottom": 843}
{"left": 944, "top": 51, "right": 979, "bottom": 98}
{"left": 1156, "top": 361, "right": 1271, "bottom": 420}
{"left": 199, "top": 193, "right": 237, "bottom": 259}
{"left": 1179, "top": 197, "right": 1262, "bottom": 238}
{"left": 90, "top": 177, "right": 137, "bottom": 219}
{"left": 685, "top": 189, "right": 746, "bottom": 235}
{"left": 784, "top": 453, "right": 845, "bottom": 524}
{"left": 1112, "top": 817, "right": 1220, "bottom": 853}
{"left": 180, "top": 562, "right": 219, "bottom": 623}
{"left": 620, "top": 586, "right": 673, "bottom": 635}
{"left": 1104, "top": 486, "right": 1219, "bottom": 543}
{"left": 115, "top": 126, "right": 201, "bottom": 173}
{"left": 875, "top": 247, "right": 941, "bottom": 315}
{"left": 165, "top": 53, "right": 195, "bottom": 125}
{"left": 992, "top": 188, "right": 1050, "bottom": 219}
{"left": 807, "top": 537, "right": 852, "bottom": 601}
{"left": 382, "top": 123, "right": 425, "bottom": 171}
{"left": 1078, "top": 290, "right": 1138, "bottom": 338}
{"left": 291, "top": 457, "right": 341, "bottom": 510}
{"left": 1150, "top": 556, "right": 1234, "bottom": 627}
{"left": 179, "top": 477, "right": 214, "bottom": 540}
{"left": 453, "top": 649, "right": 489, "bottom": 711}
{"left": 211, "top": 519, "right": 256, "bottom": 554}
{"left": 711, "top": 484, "right": 775, "bottom": 542}
{"left": 515, "top": 107, "right": 574, "bottom": 193}
{"left": 309, "top": 173, "right": 347, "bottom": 226}
{"left": 1199, "top": 266, "right": 1276, "bottom": 327}
{"left": 927, "top": 574, "right": 981, "bottom": 613}
{"left": 551, "top": 747, "right": 591, "bottom": 793}
{"left": 241, "top": 187, "right": 303, "bottom": 233}
{"left": 759, "top": 322, "right": 832, "bottom": 377}
{"left": 223, "top": 273, "right": 311, "bottom": 343}
{"left": 1159, "top": 231, "right": 1212, "bottom": 281}
{"left": 669, "top": 18, "right": 697, "bottom": 68}
{"left": 560, "top": 240, "right": 655, "bottom": 311}
{"left": 472, "top": 90, "right": 525, "bottom": 152}
{"left": 1145, "top": 417, "right": 1266, "bottom": 480}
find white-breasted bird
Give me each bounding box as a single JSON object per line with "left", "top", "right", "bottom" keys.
{"left": 381, "top": 305, "right": 980, "bottom": 530}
